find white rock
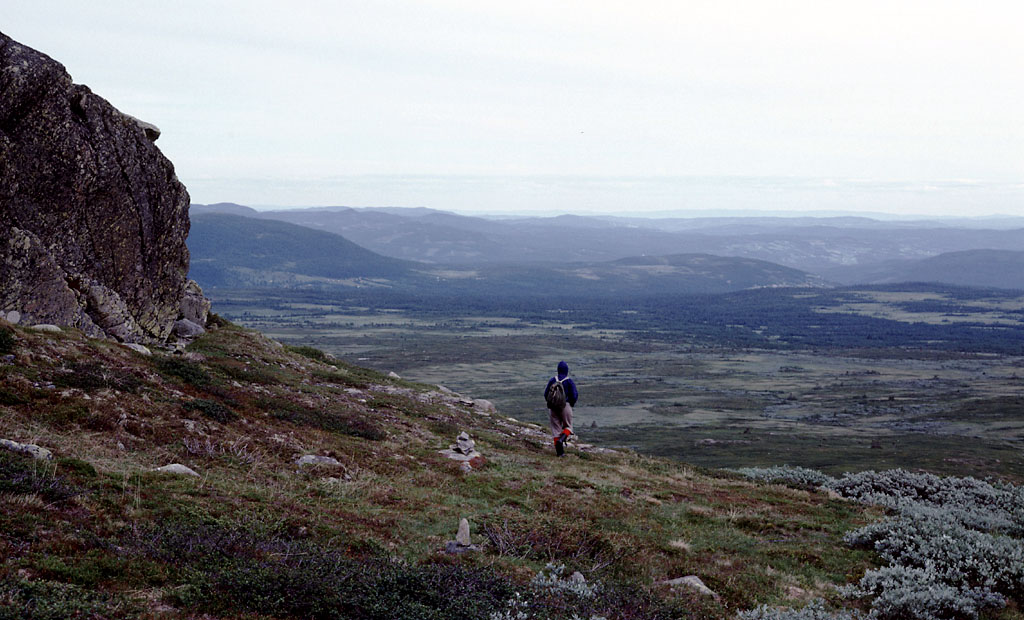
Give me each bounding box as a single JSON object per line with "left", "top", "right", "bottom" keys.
{"left": 388, "top": 371, "right": 401, "bottom": 379}
{"left": 296, "top": 454, "right": 342, "bottom": 468}
{"left": 154, "top": 463, "right": 200, "bottom": 477}
{"left": 124, "top": 343, "right": 151, "bottom": 356}
{"left": 30, "top": 324, "right": 62, "bottom": 333}
{"left": 0, "top": 438, "right": 53, "bottom": 460}
{"left": 5, "top": 310, "right": 20, "bottom": 324}
{"left": 660, "top": 575, "right": 720, "bottom": 600}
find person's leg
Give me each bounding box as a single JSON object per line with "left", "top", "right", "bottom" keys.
{"left": 550, "top": 407, "right": 567, "bottom": 455}
{"left": 562, "top": 403, "right": 573, "bottom": 435}
{"left": 549, "top": 407, "right": 564, "bottom": 440}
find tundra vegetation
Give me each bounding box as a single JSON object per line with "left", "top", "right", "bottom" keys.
{"left": 2, "top": 283, "right": 1023, "bottom": 618}
{"left": 213, "top": 283, "right": 1024, "bottom": 482}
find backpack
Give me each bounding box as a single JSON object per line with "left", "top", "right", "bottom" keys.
{"left": 546, "top": 376, "right": 567, "bottom": 411}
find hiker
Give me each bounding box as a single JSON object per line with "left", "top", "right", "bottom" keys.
{"left": 544, "top": 361, "right": 578, "bottom": 456}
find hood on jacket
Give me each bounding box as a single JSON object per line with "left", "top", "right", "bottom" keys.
{"left": 557, "top": 361, "right": 569, "bottom": 379}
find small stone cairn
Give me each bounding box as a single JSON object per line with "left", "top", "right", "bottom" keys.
{"left": 444, "top": 517, "right": 481, "bottom": 554}
{"left": 438, "top": 432, "right": 485, "bottom": 472}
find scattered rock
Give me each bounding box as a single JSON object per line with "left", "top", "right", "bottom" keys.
{"left": 179, "top": 280, "right": 211, "bottom": 326}
{"left": 0, "top": 438, "right": 53, "bottom": 460}
{"left": 153, "top": 463, "right": 200, "bottom": 477}
{"left": 570, "top": 571, "right": 586, "bottom": 584}
{"left": 124, "top": 343, "right": 152, "bottom": 356}
{"left": 387, "top": 371, "right": 401, "bottom": 379}
{"left": 30, "top": 324, "right": 62, "bottom": 333}
{"left": 473, "top": 399, "right": 496, "bottom": 415}
{"left": 445, "top": 518, "right": 481, "bottom": 553}
{"left": 5, "top": 310, "right": 20, "bottom": 324}
{"left": 296, "top": 454, "right": 342, "bottom": 468}
{"left": 659, "top": 575, "right": 720, "bottom": 600}
{"left": 172, "top": 319, "right": 205, "bottom": 339}
{"left": 456, "top": 518, "right": 471, "bottom": 545}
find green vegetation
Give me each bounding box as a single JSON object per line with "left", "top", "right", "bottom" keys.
{"left": 0, "top": 319, "right": 895, "bottom": 618}
{"left": 210, "top": 285, "right": 1024, "bottom": 483}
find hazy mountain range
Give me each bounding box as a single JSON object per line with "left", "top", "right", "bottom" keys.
{"left": 188, "top": 204, "right": 1024, "bottom": 293}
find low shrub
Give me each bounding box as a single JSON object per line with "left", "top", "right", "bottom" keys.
{"left": 827, "top": 469, "right": 1024, "bottom": 535}
{"left": 271, "top": 407, "right": 386, "bottom": 440}
{"left": 155, "top": 356, "right": 212, "bottom": 388}
{"left": 136, "top": 520, "right": 512, "bottom": 619}
{"left": 0, "top": 451, "right": 82, "bottom": 503}
{"left": 50, "top": 361, "right": 142, "bottom": 393}
{"left": 0, "top": 578, "right": 138, "bottom": 620}
{"left": 183, "top": 398, "right": 238, "bottom": 424}
{"left": 732, "top": 465, "right": 835, "bottom": 489}
{"left": 739, "top": 599, "right": 862, "bottom": 620}
{"left": 288, "top": 344, "right": 331, "bottom": 363}
{"left": 828, "top": 470, "right": 1024, "bottom": 620}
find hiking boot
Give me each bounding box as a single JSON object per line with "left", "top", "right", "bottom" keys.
{"left": 555, "top": 436, "right": 566, "bottom": 457}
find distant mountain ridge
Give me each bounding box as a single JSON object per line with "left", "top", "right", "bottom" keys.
{"left": 190, "top": 203, "right": 1024, "bottom": 275}
{"left": 186, "top": 211, "right": 829, "bottom": 295}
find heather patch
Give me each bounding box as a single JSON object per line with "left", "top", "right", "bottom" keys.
{"left": 0, "top": 578, "right": 139, "bottom": 620}
{"left": 135, "top": 520, "right": 512, "bottom": 619}
{"left": 182, "top": 398, "right": 238, "bottom": 423}
{"left": 0, "top": 450, "right": 81, "bottom": 503}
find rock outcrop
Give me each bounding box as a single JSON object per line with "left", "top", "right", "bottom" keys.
{"left": 0, "top": 32, "right": 204, "bottom": 343}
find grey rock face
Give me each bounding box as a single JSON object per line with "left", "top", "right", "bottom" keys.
{"left": 180, "top": 279, "right": 210, "bottom": 326}
{"left": 0, "top": 33, "right": 201, "bottom": 343}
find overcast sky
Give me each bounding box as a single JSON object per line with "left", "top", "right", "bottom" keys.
{"left": 6, "top": 1, "right": 1024, "bottom": 216}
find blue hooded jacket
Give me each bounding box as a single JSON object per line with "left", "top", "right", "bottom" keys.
{"left": 544, "top": 361, "right": 578, "bottom": 408}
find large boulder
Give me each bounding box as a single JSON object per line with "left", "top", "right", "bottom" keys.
{"left": 0, "top": 32, "right": 204, "bottom": 343}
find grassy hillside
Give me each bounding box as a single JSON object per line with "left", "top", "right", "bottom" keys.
{"left": 1, "top": 319, "right": 1021, "bottom": 619}
{"left": 0, "top": 317, "right": 884, "bottom": 619}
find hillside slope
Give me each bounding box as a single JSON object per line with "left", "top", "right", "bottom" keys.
{"left": 822, "top": 249, "right": 1024, "bottom": 289}
{"left": 188, "top": 213, "right": 416, "bottom": 287}
{"left": 0, "top": 318, "right": 881, "bottom": 619}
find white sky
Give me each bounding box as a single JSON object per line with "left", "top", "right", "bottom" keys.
{"left": 5, "top": 1, "right": 1024, "bottom": 216}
